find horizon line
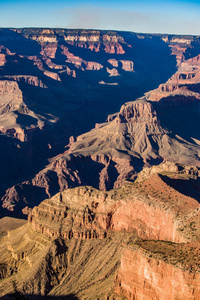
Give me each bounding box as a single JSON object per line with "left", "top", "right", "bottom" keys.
{"left": 0, "top": 27, "right": 199, "bottom": 37}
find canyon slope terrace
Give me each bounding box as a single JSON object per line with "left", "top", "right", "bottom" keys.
{"left": 0, "top": 28, "right": 200, "bottom": 299}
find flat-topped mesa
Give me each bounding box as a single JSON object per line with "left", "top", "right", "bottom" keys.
{"left": 115, "top": 100, "right": 158, "bottom": 124}
{"left": 13, "top": 28, "right": 126, "bottom": 54}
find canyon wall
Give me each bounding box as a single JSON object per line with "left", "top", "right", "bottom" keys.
{"left": 115, "top": 246, "right": 200, "bottom": 300}
{"left": 28, "top": 171, "right": 199, "bottom": 244}
{"left": 3, "top": 98, "right": 200, "bottom": 215}
{"left": 1, "top": 29, "right": 200, "bottom": 216}
{"left": 0, "top": 28, "right": 184, "bottom": 209}
{"left": 1, "top": 168, "right": 200, "bottom": 298}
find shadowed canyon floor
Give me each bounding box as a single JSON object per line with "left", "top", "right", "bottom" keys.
{"left": 0, "top": 28, "right": 178, "bottom": 199}
{"left": 1, "top": 28, "right": 200, "bottom": 299}
{"left": 3, "top": 99, "right": 200, "bottom": 215}
{"left": 1, "top": 29, "right": 200, "bottom": 215}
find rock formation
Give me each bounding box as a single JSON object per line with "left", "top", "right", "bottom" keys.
{"left": 3, "top": 98, "right": 200, "bottom": 215}
{"left": 1, "top": 27, "right": 200, "bottom": 300}
{"left": 1, "top": 28, "right": 187, "bottom": 204}
{"left": 114, "top": 242, "right": 200, "bottom": 300}
{"left": 144, "top": 44, "right": 200, "bottom": 103}
{"left": 1, "top": 166, "right": 200, "bottom": 299}
{"left": 1, "top": 28, "right": 200, "bottom": 215}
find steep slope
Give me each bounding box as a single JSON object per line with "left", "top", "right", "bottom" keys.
{"left": 3, "top": 99, "right": 200, "bottom": 215}
{"left": 114, "top": 241, "right": 200, "bottom": 300}
{"left": 1, "top": 29, "right": 200, "bottom": 215}
{"left": 0, "top": 28, "right": 182, "bottom": 195}
{"left": 143, "top": 45, "right": 200, "bottom": 149}
{"left": 0, "top": 217, "right": 26, "bottom": 238}
{"left": 1, "top": 167, "right": 200, "bottom": 299}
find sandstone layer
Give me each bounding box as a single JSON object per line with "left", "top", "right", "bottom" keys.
{"left": 115, "top": 242, "right": 200, "bottom": 300}
{"left": 28, "top": 167, "right": 200, "bottom": 244}
{"left": 3, "top": 99, "right": 200, "bottom": 215}
{"left": 1, "top": 28, "right": 200, "bottom": 215}
{"left": 1, "top": 167, "right": 200, "bottom": 299}
{"left": 1, "top": 28, "right": 200, "bottom": 300}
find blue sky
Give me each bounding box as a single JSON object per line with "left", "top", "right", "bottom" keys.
{"left": 0, "top": 0, "right": 200, "bottom": 35}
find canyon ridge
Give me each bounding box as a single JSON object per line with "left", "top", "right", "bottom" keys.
{"left": 0, "top": 28, "right": 200, "bottom": 299}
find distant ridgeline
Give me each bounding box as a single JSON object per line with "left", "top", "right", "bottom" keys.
{"left": 0, "top": 28, "right": 200, "bottom": 217}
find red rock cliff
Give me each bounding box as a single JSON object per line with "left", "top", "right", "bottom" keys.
{"left": 115, "top": 244, "right": 200, "bottom": 300}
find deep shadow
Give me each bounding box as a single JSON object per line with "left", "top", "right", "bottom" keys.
{"left": 0, "top": 29, "right": 41, "bottom": 56}
{"left": 54, "top": 30, "right": 177, "bottom": 91}
{"left": 2, "top": 54, "right": 42, "bottom": 76}
{"left": 160, "top": 174, "right": 200, "bottom": 202}
{"left": 15, "top": 113, "right": 38, "bottom": 127}
{"left": 0, "top": 29, "right": 180, "bottom": 216}
{"left": 0, "top": 293, "right": 79, "bottom": 300}
{"left": 184, "top": 83, "right": 200, "bottom": 93}
{"left": 184, "top": 38, "right": 200, "bottom": 60}
{"left": 154, "top": 96, "right": 200, "bottom": 143}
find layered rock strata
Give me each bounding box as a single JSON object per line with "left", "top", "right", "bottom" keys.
{"left": 115, "top": 241, "right": 200, "bottom": 300}
{"left": 1, "top": 169, "right": 200, "bottom": 298}
{"left": 3, "top": 99, "right": 200, "bottom": 214}
{"left": 145, "top": 49, "right": 200, "bottom": 103}
{"left": 28, "top": 171, "right": 200, "bottom": 243}
{"left": 1, "top": 28, "right": 186, "bottom": 204}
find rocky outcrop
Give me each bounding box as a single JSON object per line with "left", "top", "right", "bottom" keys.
{"left": 120, "top": 60, "right": 134, "bottom": 72}
{"left": 108, "top": 59, "right": 134, "bottom": 72}
{"left": 1, "top": 169, "right": 200, "bottom": 298}
{"left": 28, "top": 170, "right": 200, "bottom": 243}
{"left": 115, "top": 243, "right": 200, "bottom": 300}
{"left": 1, "top": 27, "right": 188, "bottom": 201}
{"left": 145, "top": 45, "right": 200, "bottom": 103}
{"left": 116, "top": 100, "right": 158, "bottom": 124}
{"left": 136, "top": 161, "right": 200, "bottom": 182}
{"left": 3, "top": 98, "right": 200, "bottom": 214}
{"left": 2, "top": 75, "right": 46, "bottom": 88}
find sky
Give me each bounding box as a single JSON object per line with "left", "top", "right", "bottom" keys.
{"left": 0, "top": 0, "right": 200, "bottom": 35}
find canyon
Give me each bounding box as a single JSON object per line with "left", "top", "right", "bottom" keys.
{"left": 1, "top": 164, "right": 200, "bottom": 299}
{"left": 1, "top": 28, "right": 200, "bottom": 216}
{"left": 0, "top": 28, "right": 178, "bottom": 201}
{"left": 1, "top": 30, "right": 200, "bottom": 216}
{"left": 1, "top": 28, "right": 200, "bottom": 299}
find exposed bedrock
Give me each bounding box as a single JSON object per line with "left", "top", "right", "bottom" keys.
{"left": 2, "top": 99, "right": 200, "bottom": 215}
{"left": 28, "top": 171, "right": 200, "bottom": 244}
{"left": 114, "top": 246, "right": 200, "bottom": 300}
{"left": 0, "top": 28, "right": 185, "bottom": 205}
{"left": 26, "top": 174, "right": 200, "bottom": 299}
{"left": 1, "top": 168, "right": 200, "bottom": 298}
